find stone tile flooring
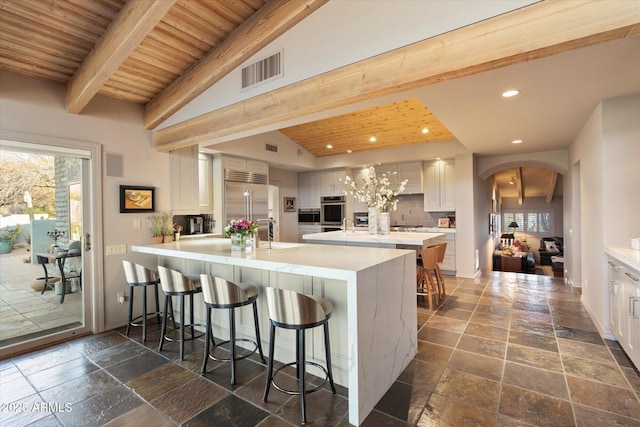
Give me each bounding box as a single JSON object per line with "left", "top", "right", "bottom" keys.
{"left": 1, "top": 272, "right": 639, "bottom": 426}
{"left": 0, "top": 250, "right": 83, "bottom": 345}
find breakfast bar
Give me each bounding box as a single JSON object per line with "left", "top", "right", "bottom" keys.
{"left": 131, "top": 238, "right": 416, "bottom": 426}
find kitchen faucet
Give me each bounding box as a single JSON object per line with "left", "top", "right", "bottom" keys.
{"left": 256, "top": 218, "right": 276, "bottom": 249}
{"left": 342, "top": 217, "right": 353, "bottom": 233}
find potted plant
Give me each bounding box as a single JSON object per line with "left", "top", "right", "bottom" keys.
{"left": 161, "top": 210, "right": 174, "bottom": 243}
{"left": 0, "top": 224, "right": 22, "bottom": 254}
{"left": 148, "top": 213, "right": 164, "bottom": 244}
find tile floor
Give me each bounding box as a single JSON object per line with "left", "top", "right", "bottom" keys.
{"left": 1, "top": 272, "right": 639, "bottom": 426}
{"left": 0, "top": 250, "right": 83, "bottom": 345}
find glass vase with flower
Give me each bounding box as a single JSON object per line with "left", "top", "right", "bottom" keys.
{"left": 225, "top": 218, "right": 258, "bottom": 252}
{"left": 343, "top": 167, "right": 408, "bottom": 234}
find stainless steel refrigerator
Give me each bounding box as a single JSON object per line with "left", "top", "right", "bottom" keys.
{"left": 224, "top": 180, "right": 269, "bottom": 242}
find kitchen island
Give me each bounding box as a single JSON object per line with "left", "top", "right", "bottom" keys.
{"left": 131, "top": 238, "right": 416, "bottom": 426}
{"left": 302, "top": 229, "right": 445, "bottom": 247}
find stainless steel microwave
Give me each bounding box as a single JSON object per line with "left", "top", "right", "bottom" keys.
{"left": 298, "top": 208, "right": 320, "bottom": 224}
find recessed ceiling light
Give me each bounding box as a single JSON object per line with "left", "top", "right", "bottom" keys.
{"left": 502, "top": 89, "right": 520, "bottom": 98}
{"left": 326, "top": 144, "right": 333, "bottom": 149}
{"left": 369, "top": 136, "right": 377, "bottom": 143}
{"left": 421, "top": 128, "right": 429, "bottom": 134}
{"left": 512, "top": 139, "right": 523, "bottom": 144}
{"left": 346, "top": 149, "right": 352, "bottom": 154}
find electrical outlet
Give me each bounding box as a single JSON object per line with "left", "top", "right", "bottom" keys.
{"left": 134, "top": 219, "right": 141, "bottom": 229}
{"left": 117, "top": 291, "right": 126, "bottom": 304}
{"left": 105, "top": 244, "right": 127, "bottom": 256}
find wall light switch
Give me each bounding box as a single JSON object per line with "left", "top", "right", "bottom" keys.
{"left": 134, "top": 219, "right": 141, "bottom": 229}
{"left": 106, "top": 244, "right": 127, "bottom": 256}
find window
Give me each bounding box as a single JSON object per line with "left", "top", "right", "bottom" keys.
{"left": 502, "top": 210, "right": 551, "bottom": 234}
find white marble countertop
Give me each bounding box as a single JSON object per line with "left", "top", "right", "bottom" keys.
{"left": 302, "top": 230, "right": 445, "bottom": 245}
{"left": 131, "top": 237, "right": 414, "bottom": 281}
{"left": 605, "top": 246, "right": 640, "bottom": 272}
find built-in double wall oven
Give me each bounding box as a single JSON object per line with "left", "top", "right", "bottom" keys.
{"left": 321, "top": 195, "right": 346, "bottom": 231}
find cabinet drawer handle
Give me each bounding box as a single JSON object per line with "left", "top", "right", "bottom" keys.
{"left": 624, "top": 272, "right": 639, "bottom": 282}
{"left": 631, "top": 297, "right": 640, "bottom": 319}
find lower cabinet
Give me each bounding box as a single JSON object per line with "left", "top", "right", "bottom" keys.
{"left": 428, "top": 231, "right": 456, "bottom": 273}
{"left": 608, "top": 255, "right": 640, "bottom": 368}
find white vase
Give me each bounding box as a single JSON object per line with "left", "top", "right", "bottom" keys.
{"left": 368, "top": 207, "right": 378, "bottom": 235}
{"left": 379, "top": 212, "right": 390, "bottom": 235}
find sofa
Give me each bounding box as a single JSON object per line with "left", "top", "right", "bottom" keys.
{"left": 538, "top": 237, "right": 563, "bottom": 265}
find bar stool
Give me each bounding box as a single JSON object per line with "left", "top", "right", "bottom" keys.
{"left": 199, "top": 275, "right": 266, "bottom": 384}
{"left": 419, "top": 245, "right": 441, "bottom": 310}
{"left": 157, "top": 266, "right": 204, "bottom": 360}
{"left": 428, "top": 243, "right": 447, "bottom": 299}
{"left": 122, "top": 260, "right": 161, "bottom": 342}
{"left": 262, "top": 287, "right": 336, "bottom": 425}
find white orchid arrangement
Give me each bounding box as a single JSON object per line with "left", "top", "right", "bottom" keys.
{"left": 343, "top": 167, "right": 408, "bottom": 212}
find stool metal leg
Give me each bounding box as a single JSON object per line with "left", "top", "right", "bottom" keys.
{"left": 179, "top": 295, "right": 185, "bottom": 360}
{"left": 126, "top": 286, "right": 134, "bottom": 336}
{"left": 324, "top": 322, "right": 337, "bottom": 394}
{"left": 252, "top": 301, "right": 266, "bottom": 363}
{"left": 190, "top": 293, "right": 195, "bottom": 339}
{"left": 229, "top": 307, "right": 237, "bottom": 385}
{"left": 154, "top": 283, "right": 161, "bottom": 324}
{"left": 262, "top": 323, "right": 276, "bottom": 403}
{"left": 159, "top": 295, "right": 169, "bottom": 352}
{"left": 201, "top": 306, "right": 212, "bottom": 374}
{"left": 142, "top": 285, "right": 148, "bottom": 342}
{"left": 298, "top": 328, "right": 307, "bottom": 425}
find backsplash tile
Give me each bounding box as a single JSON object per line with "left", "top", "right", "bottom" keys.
{"left": 390, "top": 194, "right": 454, "bottom": 227}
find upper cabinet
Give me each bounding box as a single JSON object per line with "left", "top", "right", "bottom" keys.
{"left": 170, "top": 145, "right": 200, "bottom": 213}
{"left": 298, "top": 172, "right": 320, "bottom": 209}
{"left": 319, "top": 169, "right": 346, "bottom": 197}
{"left": 423, "top": 159, "right": 455, "bottom": 211}
{"left": 222, "top": 155, "right": 268, "bottom": 175}
{"left": 375, "top": 162, "right": 423, "bottom": 194}
{"left": 198, "top": 153, "right": 212, "bottom": 211}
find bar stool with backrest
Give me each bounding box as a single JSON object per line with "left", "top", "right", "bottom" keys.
{"left": 122, "top": 260, "right": 161, "bottom": 342}
{"left": 157, "top": 266, "right": 204, "bottom": 360}
{"left": 419, "top": 245, "right": 441, "bottom": 310}
{"left": 428, "top": 242, "right": 447, "bottom": 299}
{"left": 199, "top": 274, "right": 265, "bottom": 384}
{"left": 262, "top": 287, "right": 337, "bottom": 425}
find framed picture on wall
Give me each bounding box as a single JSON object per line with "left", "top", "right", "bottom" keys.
{"left": 120, "top": 185, "right": 155, "bottom": 213}
{"left": 284, "top": 197, "right": 296, "bottom": 212}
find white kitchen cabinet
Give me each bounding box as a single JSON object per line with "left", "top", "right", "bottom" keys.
{"left": 374, "top": 164, "right": 398, "bottom": 184}
{"left": 298, "top": 172, "right": 320, "bottom": 209}
{"left": 222, "top": 155, "right": 268, "bottom": 175}
{"left": 608, "top": 255, "right": 640, "bottom": 369}
{"left": 428, "top": 231, "right": 456, "bottom": 273}
{"left": 397, "top": 162, "right": 423, "bottom": 194}
{"left": 170, "top": 145, "right": 199, "bottom": 213}
{"left": 374, "top": 162, "right": 423, "bottom": 194}
{"left": 319, "top": 169, "right": 346, "bottom": 196}
{"left": 198, "top": 153, "right": 212, "bottom": 210}
{"left": 423, "top": 159, "right": 455, "bottom": 211}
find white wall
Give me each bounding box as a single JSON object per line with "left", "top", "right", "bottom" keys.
{"left": 268, "top": 167, "right": 299, "bottom": 242}
{"left": 0, "top": 70, "right": 169, "bottom": 330}
{"left": 455, "top": 152, "right": 478, "bottom": 277}
{"left": 568, "top": 93, "right": 640, "bottom": 337}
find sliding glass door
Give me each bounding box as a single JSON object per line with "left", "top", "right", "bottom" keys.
{"left": 0, "top": 135, "right": 101, "bottom": 357}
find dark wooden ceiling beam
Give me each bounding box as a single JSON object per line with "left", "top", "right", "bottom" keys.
{"left": 152, "top": 1, "right": 640, "bottom": 152}
{"left": 143, "top": 0, "right": 329, "bottom": 130}
{"left": 66, "top": 0, "right": 176, "bottom": 114}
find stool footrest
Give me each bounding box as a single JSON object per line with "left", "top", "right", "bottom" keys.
{"left": 206, "top": 338, "right": 260, "bottom": 363}
{"left": 271, "top": 361, "right": 329, "bottom": 396}
{"left": 163, "top": 324, "right": 205, "bottom": 342}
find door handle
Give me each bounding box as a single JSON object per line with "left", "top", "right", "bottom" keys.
{"left": 84, "top": 233, "right": 91, "bottom": 251}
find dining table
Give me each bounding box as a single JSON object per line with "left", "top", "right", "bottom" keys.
{"left": 36, "top": 250, "right": 81, "bottom": 303}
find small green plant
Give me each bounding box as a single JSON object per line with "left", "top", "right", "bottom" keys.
{"left": 0, "top": 224, "right": 22, "bottom": 241}
{"left": 160, "top": 210, "right": 174, "bottom": 236}
{"left": 147, "top": 213, "right": 164, "bottom": 237}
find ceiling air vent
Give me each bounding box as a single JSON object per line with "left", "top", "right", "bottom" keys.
{"left": 265, "top": 143, "right": 278, "bottom": 153}
{"left": 242, "top": 51, "right": 282, "bottom": 89}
